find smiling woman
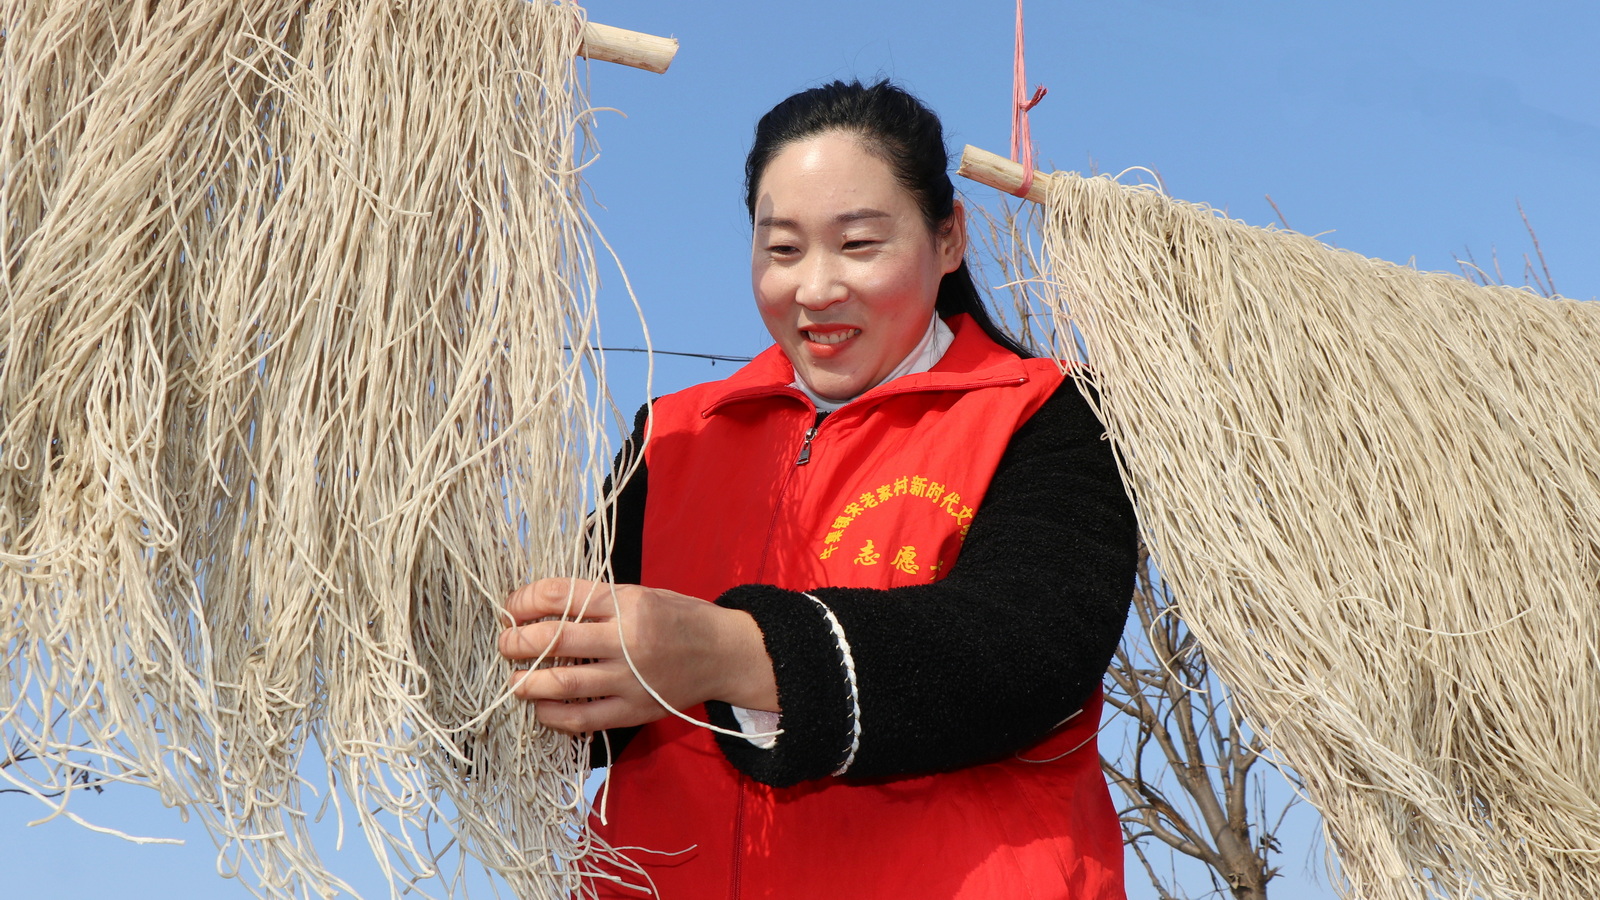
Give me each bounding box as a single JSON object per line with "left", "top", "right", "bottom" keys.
{"left": 498, "top": 79, "right": 1139, "bottom": 900}
{"left": 751, "top": 131, "right": 964, "bottom": 401}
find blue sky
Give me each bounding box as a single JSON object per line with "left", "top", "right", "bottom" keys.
{"left": 5, "top": 1, "right": 1596, "bottom": 897}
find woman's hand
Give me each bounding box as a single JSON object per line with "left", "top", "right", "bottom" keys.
{"left": 498, "top": 578, "right": 779, "bottom": 734}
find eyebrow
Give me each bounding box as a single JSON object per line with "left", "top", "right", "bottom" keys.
{"left": 756, "top": 208, "right": 892, "bottom": 228}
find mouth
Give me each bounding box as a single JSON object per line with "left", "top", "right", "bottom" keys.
{"left": 802, "top": 328, "right": 861, "bottom": 346}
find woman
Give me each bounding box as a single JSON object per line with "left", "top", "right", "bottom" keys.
{"left": 499, "top": 80, "right": 1138, "bottom": 899}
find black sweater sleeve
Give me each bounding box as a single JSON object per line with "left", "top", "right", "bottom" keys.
{"left": 707, "top": 381, "right": 1138, "bottom": 787}
{"left": 601, "top": 403, "right": 650, "bottom": 587}
{"left": 586, "top": 403, "right": 651, "bottom": 767}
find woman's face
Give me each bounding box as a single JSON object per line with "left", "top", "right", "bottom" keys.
{"left": 750, "top": 130, "right": 965, "bottom": 402}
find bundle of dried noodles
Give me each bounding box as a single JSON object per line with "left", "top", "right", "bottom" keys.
{"left": 2, "top": 1, "right": 629, "bottom": 896}
{"left": 1036, "top": 172, "right": 1600, "bottom": 899}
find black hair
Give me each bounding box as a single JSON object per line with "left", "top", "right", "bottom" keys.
{"left": 743, "top": 79, "right": 1034, "bottom": 359}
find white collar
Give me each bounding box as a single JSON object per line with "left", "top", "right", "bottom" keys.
{"left": 791, "top": 316, "right": 955, "bottom": 413}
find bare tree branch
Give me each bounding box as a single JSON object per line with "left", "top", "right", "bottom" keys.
{"left": 1456, "top": 204, "right": 1556, "bottom": 298}
{"left": 1101, "top": 549, "right": 1291, "bottom": 899}
{"left": 2, "top": 713, "right": 107, "bottom": 799}
{"left": 1515, "top": 199, "right": 1556, "bottom": 297}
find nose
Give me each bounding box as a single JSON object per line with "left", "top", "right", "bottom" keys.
{"left": 795, "top": 251, "right": 848, "bottom": 310}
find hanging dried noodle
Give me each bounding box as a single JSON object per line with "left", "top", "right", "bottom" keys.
{"left": 1029, "top": 171, "right": 1600, "bottom": 900}
{"left": 2, "top": 1, "right": 636, "bottom": 896}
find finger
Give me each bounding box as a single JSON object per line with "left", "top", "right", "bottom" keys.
{"left": 532, "top": 696, "right": 644, "bottom": 735}
{"left": 509, "top": 660, "right": 632, "bottom": 703}
{"left": 503, "top": 577, "right": 589, "bottom": 624}
{"left": 498, "top": 620, "right": 621, "bottom": 662}
{"left": 504, "top": 577, "right": 617, "bottom": 624}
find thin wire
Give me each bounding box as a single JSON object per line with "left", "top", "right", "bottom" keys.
{"left": 565, "top": 345, "right": 754, "bottom": 364}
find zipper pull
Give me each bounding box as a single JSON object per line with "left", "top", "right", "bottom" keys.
{"left": 795, "top": 425, "right": 819, "bottom": 465}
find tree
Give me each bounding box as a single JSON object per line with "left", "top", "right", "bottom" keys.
{"left": 1101, "top": 548, "right": 1292, "bottom": 899}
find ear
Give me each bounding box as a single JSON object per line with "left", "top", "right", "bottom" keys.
{"left": 937, "top": 200, "right": 968, "bottom": 274}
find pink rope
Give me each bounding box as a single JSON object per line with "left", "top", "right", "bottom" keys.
{"left": 1010, "top": 0, "right": 1047, "bottom": 199}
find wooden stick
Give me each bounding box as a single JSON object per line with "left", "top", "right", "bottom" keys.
{"left": 957, "top": 144, "right": 1052, "bottom": 204}
{"left": 580, "top": 22, "right": 678, "bottom": 74}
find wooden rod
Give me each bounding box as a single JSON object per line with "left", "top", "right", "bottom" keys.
{"left": 579, "top": 22, "right": 678, "bottom": 74}
{"left": 956, "top": 145, "right": 1051, "bottom": 204}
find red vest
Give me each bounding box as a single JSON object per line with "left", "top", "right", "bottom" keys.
{"left": 594, "top": 316, "right": 1124, "bottom": 900}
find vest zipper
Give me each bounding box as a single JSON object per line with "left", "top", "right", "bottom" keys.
{"left": 795, "top": 424, "right": 819, "bottom": 465}
{"left": 755, "top": 413, "right": 818, "bottom": 581}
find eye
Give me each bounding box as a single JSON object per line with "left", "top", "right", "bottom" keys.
{"left": 842, "top": 239, "right": 878, "bottom": 251}
{"left": 766, "top": 243, "right": 799, "bottom": 257}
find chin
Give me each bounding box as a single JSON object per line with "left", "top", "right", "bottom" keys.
{"left": 804, "top": 373, "right": 862, "bottom": 403}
